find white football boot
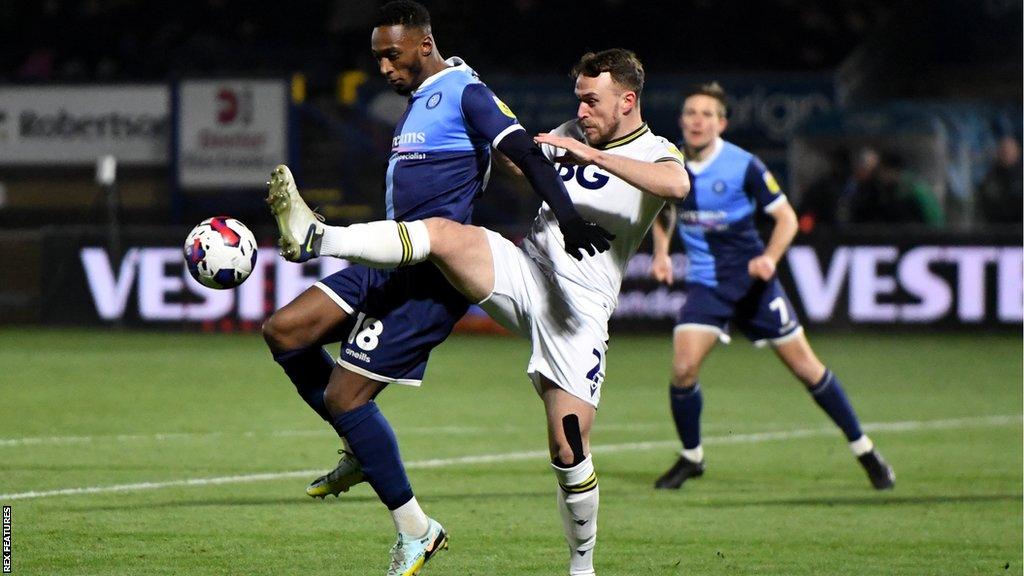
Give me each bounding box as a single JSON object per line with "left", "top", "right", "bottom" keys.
{"left": 265, "top": 164, "right": 323, "bottom": 262}
{"left": 386, "top": 518, "right": 449, "bottom": 576}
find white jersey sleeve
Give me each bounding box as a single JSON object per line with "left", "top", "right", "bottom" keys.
{"left": 646, "top": 136, "right": 686, "bottom": 166}
{"left": 521, "top": 122, "right": 674, "bottom": 316}
{"left": 537, "top": 119, "right": 583, "bottom": 163}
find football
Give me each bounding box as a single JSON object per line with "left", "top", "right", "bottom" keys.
{"left": 183, "top": 216, "right": 258, "bottom": 289}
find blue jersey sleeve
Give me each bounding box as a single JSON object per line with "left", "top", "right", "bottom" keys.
{"left": 461, "top": 83, "right": 523, "bottom": 147}
{"left": 743, "top": 155, "right": 787, "bottom": 212}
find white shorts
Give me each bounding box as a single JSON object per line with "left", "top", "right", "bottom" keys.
{"left": 478, "top": 230, "right": 610, "bottom": 408}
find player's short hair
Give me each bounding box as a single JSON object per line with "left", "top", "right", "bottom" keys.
{"left": 685, "top": 82, "right": 728, "bottom": 118}
{"left": 571, "top": 49, "right": 645, "bottom": 96}
{"left": 376, "top": 0, "right": 431, "bottom": 31}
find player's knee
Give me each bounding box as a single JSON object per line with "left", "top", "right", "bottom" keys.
{"left": 552, "top": 414, "right": 588, "bottom": 468}
{"left": 262, "top": 309, "right": 307, "bottom": 352}
{"left": 261, "top": 313, "right": 285, "bottom": 350}
{"left": 671, "top": 360, "right": 700, "bottom": 389}
{"left": 422, "top": 217, "right": 476, "bottom": 262}
{"left": 422, "top": 217, "right": 455, "bottom": 257}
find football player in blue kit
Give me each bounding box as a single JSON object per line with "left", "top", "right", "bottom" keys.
{"left": 272, "top": 48, "right": 687, "bottom": 576}
{"left": 261, "top": 2, "right": 612, "bottom": 574}
{"left": 649, "top": 82, "right": 895, "bottom": 491}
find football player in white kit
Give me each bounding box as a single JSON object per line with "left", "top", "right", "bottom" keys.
{"left": 270, "top": 48, "right": 688, "bottom": 575}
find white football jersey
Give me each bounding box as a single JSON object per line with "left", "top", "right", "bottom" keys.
{"left": 523, "top": 119, "right": 685, "bottom": 314}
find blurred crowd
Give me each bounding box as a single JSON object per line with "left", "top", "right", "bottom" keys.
{"left": 975, "top": 136, "right": 1024, "bottom": 225}
{"left": 3, "top": 0, "right": 889, "bottom": 82}
{"left": 2, "top": 0, "right": 1018, "bottom": 232}
{"left": 797, "top": 136, "right": 1023, "bottom": 231}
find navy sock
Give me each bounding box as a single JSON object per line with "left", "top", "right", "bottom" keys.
{"left": 809, "top": 369, "right": 864, "bottom": 441}
{"left": 332, "top": 402, "right": 414, "bottom": 510}
{"left": 669, "top": 382, "right": 703, "bottom": 449}
{"left": 272, "top": 347, "right": 333, "bottom": 422}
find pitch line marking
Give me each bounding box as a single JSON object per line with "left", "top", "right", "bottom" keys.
{"left": 0, "top": 415, "right": 1018, "bottom": 501}
{"left": 0, "top": 422, "right": 778, "bottom": 448}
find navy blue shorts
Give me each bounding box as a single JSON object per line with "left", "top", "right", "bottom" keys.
{"left": 677, "top": 278, "right": 802, "bottom": 344}
{"left": 315, "top": 262, "right": 469, "bottom": 384}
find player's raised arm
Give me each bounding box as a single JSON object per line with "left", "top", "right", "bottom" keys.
{"left": 460, "top": 83, "right": 615, "bottom": 260}
{"left": 534, "top": 132, "right": 689, "bottom": 200}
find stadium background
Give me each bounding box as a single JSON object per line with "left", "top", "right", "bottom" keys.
{"left": 0, "top": 0, "right": 1020, "bottom": 332}
{"left": 0, "top": 2, "right": 1021, "bottom": 575}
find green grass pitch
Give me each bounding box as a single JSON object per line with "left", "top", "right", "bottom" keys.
{"left": 1, "top": 328, "right": 1020, "bottom": 575}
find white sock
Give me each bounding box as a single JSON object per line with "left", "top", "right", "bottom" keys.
{"left": 552, "top": 455, "right": 599, "bottom": 576}
{"left": 848, "top": 435, "right": 874, "bottom": 457}
{"left": 391, "top": 496, "right": 430, "bottom": 537}
{"left": 320, "top": 220, "right": 430, "bottom": 267}
{"left": 681, "top": 445, "right": 704, "bottom": 463}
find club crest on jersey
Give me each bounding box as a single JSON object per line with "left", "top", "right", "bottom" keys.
{"left": 712, "top": 180, "right": 727, "bottom": 194}
{"left": 426, "top": 92, "right": 442, "bottom": 109}
{"left": 492, "top": 96, "right": 517, "bottom": 119}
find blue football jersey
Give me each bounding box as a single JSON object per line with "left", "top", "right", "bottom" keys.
{"left": 676, "top": 137, "right": 787, "bottom": 290}
{"left": 386, "top": 57, "right": 521, "bottom": 223}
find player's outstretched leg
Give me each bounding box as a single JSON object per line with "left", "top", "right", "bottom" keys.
{"left": 266, "top": 165, "right": 324, "bottom": 262}
{"left": 267, "top": 167, "right": 495, "bottom": 309}
{"left": 656, "top": 327, "right": 718, "bottom": 489}
{"left": 541, "top": 380, "right": 600, "bottom": 576}
{"left": 774, "top": 331, "right": 895, "bottom": 490}
{"left": 267, "top": 162, "right": 434, "bottom": 268}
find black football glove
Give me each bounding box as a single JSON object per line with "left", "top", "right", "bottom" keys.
{"left": 560, "top": 216, "right": 616, "bottom": 260}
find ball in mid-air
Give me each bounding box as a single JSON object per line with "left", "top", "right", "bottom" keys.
{"left": 183, "top": 216, "right": 257, "bottom": 289}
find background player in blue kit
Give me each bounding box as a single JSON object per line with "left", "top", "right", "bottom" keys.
{"left": 649, "top": 82, "right": 895, "bottom": 491}
{"left": 262, "top": 2, "right": 612, "bottom": 574}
